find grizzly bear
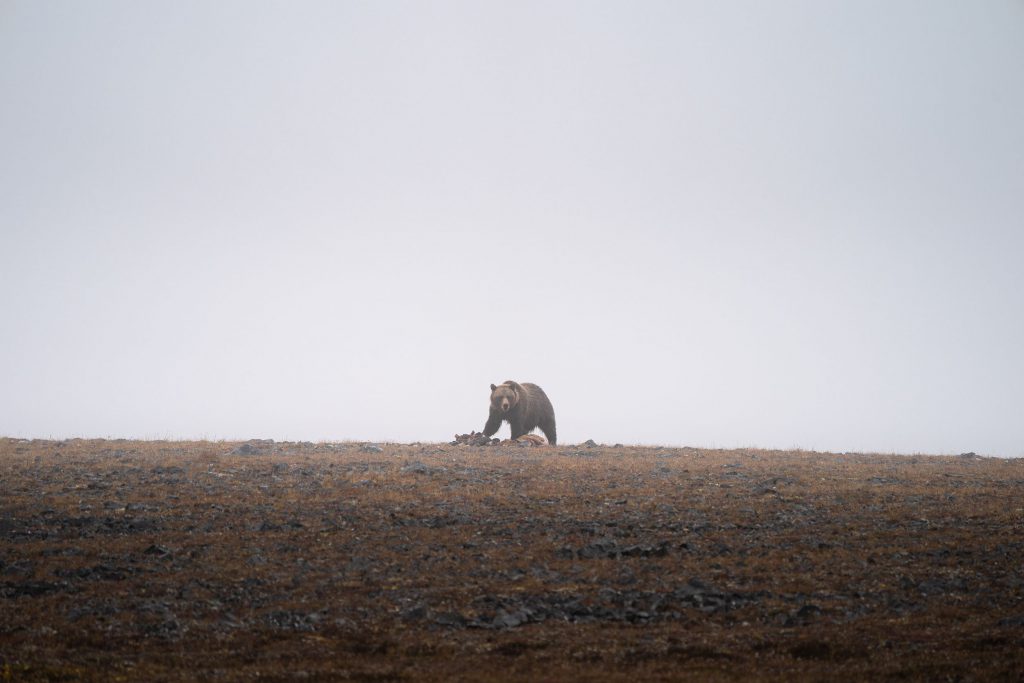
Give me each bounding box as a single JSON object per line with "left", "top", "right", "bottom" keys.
{"left": 483, "top": 381, "right": 557, "bottom": 445}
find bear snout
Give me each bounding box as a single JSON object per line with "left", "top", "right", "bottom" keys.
{"left": 500, "top": 400, "right": 510, "bottom": 412}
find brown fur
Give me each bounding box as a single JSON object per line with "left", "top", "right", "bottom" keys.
{"left": 483, "top": 381, "right": 557, "bottom": 445}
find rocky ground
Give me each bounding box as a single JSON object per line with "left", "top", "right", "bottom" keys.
{"left": 1, "top": 437, "right": 1022, "bottom": 681}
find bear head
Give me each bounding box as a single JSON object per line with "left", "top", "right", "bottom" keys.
{"left": 489, "top": 382, "right": 521, "bottom": 414}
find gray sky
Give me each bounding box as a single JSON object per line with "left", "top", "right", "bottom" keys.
{"left": 2, "top": 1, "right": 1022, "bottom": 455}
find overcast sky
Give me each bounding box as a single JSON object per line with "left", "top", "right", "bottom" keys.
{"left": 2, "top": 1, "right": 1022, "bottom": 455}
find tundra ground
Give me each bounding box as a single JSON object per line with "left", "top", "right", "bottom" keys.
{"left": 1, "top": 438, "right": 1022, "bottom": 681}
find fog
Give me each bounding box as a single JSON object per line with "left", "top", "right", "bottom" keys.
{"left": 2, "top": 2, "right": 1022, "bottom": 456}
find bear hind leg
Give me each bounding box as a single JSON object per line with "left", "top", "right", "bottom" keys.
{"left": 539, "top": 417, "right": 557, "bottom": 446}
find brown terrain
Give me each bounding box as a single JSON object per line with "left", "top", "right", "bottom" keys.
{"left": 1, "top": 436, "right": 1022, "bottom": 681}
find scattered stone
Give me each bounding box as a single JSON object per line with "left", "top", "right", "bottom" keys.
{"left": 360, "top": 443, "right": 384, "bottom": 453}
{"left": 2, "top": 560, "right": 34, "bottom": 576}
{"left": 401, "top": 604, "right": 427, "bottom": 621}
{"left": 582, "top": 439, "right": 599, "bottom": 448}
{"left": 796, "top": 604, "right": 823, "bottom": 619}
{"left": 577, "top": 538, "right": 620, "bottom": 559}
{"left": 492, "top": 609, "right": 530, "bottom": 629}
{"left": 451, "top": 432, "right": 500, "bottom": 446}
{"left": 264, "top": 609, "right": 324, "bottom": 632}
{"left": 620, "top": 542, "right": 669, "bottom": 558}
{"left": 435, "top": 612, "right": 468, "bottom": 627}
{"left": 574, "top": 539, "right": 670, "bottom": 560}
{"left": 401, "top": 462, "right": 444, "bottom": 476}
{"left": 0, "top": 581, "right": 68, "bottom": 598}
{"left": 54, "top": 564, "right": 132, "bottom": 581}
{"left": 867, "top": 476, "right": 904, "bottom": 485}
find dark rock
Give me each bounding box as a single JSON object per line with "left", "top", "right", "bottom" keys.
{"left": 264, "top": 609, "right": 324, "bottom": 632}
{"left": 492, "top": 610, "right": 527, "bottom": 629}
{"left": 401, "top": 604, "right": 427, "bottom": 621}
{"left": 0, "top": 580, "right": 68, "bottom": 597}
{"left": 578, "top": 538, "right": 619, "bottom": 559}
{"left": 344, "top": 556, "right": 374, "bottom": 573}
{"left": 141, "top": 614, "right": 184, "bottom": 640}
{"left": 435, "top": 612, "right": 467, "bottom": 627}
{"left": 151, "top": 465, "right": 185, "bottom": 476}
{"left": 40, "top": 547, "right": 82, "bottom": 557}
{"left": 680, "top": 577, "right": 709, "bottom": 593}
{"left": 796, "top": 604, "right": 823, "bottom": 619}
{"left": 917, "top": 577, "right": 968, "bottom": 595}
{"left": 402, "top": 462, "right": 443, "bottom": 475}
{"left": 576, "top": 539, "right": 670, "bottom": 559}
{"left": 620, "top": 541, "right": 669, "bottom": 558}
{"left": 124, "top": 517, "right": 161, "bottom": 533}
{"left": 2, "top": 560, "right": 34, "bottom": 575}
{"left": 66, "top": 603, "right": 119, "bottom": 621}
{"left": 451, "top": 432, "right": 500, "bottom": 446}
{"left": 55, "top": 563, "right": 132, "bottom": 581}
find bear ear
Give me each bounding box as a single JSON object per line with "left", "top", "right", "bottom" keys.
{"left": 490, "top": 384, "right": 497, "bottom": 391}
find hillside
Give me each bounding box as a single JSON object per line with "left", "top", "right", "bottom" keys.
{"left": 1, "top": 438, "right": 1022, "bottom": 681}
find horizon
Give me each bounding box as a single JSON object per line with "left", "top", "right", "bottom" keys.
{"left": 0, "top": 433, "right": 1010, "bottom": 460}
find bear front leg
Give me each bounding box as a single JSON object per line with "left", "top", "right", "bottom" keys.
{"left": 483, "top": 412, "right": 502, "bottom": 438}
{"left": 509, "top": 418, "right": 526, "bottom": 440}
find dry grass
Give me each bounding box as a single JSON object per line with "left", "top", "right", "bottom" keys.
{"left": 1, "top": 437, "right": 1022, "bottom": 681}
